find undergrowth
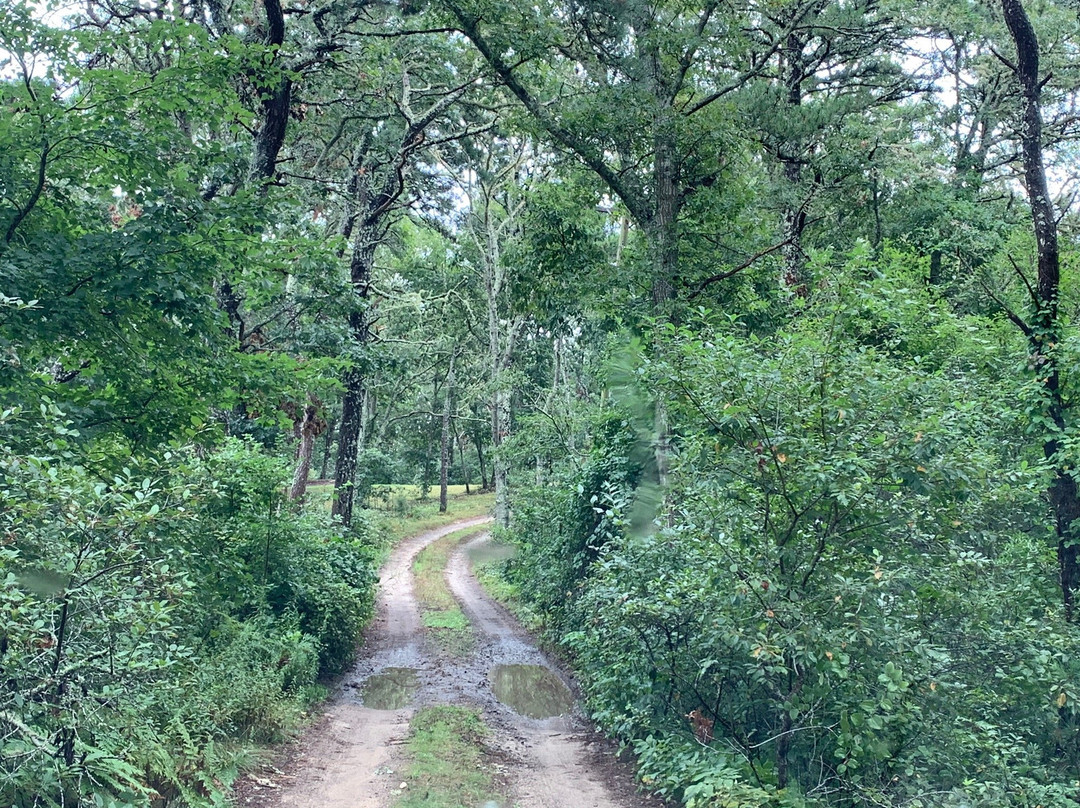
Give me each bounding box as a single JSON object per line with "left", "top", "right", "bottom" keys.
{"left": 2, "top": 425, "right": 468, "bottom": 808}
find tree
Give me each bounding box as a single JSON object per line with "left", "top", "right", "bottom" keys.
{"left": 998, "top": 0, "right": 1079, "bottom": 618}
{"left": 295, "top": 32, "right": 483, "bottom": 526}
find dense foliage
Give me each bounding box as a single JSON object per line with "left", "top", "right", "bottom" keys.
{"left": 4, "top": 0, "right": 1080, "bottom": 804}
{"left": 508, "top": 253, "right": 1080, "bottom": 805}
{"left": 1, "top": 416, "right": 375, "bottom": 805}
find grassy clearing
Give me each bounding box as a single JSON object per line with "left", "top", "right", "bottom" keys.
{"left": 377, "top": 491, "right": 495, "bottom": 546}
{"left": 369, "top": 483, "right": 470, "bottom": 505}
{"left": 302, "top": 488, "right": 492, "bottom": 567}
{"left": 396, "top": 706, "right": 502, "bottom": 808}
{"left": 413, "top": 525, "right": 487, "bottom": 656}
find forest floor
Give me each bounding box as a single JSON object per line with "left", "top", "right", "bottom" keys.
{"left": 232, "top": 515, "right": 656, "bottom": 808}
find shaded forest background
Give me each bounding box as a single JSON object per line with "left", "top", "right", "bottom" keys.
{"left": 3, "top": 0, "right": 1080, "bottom": 805}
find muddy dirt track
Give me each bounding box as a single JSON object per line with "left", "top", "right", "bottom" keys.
{"left": 236, "top": 516, "right": 655, "bottom": 808}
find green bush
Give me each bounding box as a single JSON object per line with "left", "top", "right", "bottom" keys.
{"left": 189, "top": 616, "right": 320, "bottom": 742}
{"left": 179, "top": 438, "right": 377, "bottom": 675}
{"left": 505, "top": 409, "right": 643, "bottom": 638}
{"left": 0, "top": 421, "right": 378, "bottom": 807}
{"left": 268, "top": 527, "right": 378, "bottom": 676}
{"left": 504, "top": 262, "right": 1080, "bottom": 806}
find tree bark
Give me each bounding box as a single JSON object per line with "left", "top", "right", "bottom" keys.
{"left": 288, "top": 396, "right": 322, "bottom": 502}
{"left": 779, "top": 28, "right": 811, "bottom": 296}
{"left": 1001, "top": 0, "right": 1079, "bottom": 619}
{"left": 439, "top": 353, "right": 455, "bottom": 513}
{"left": 334, "top": 368, "right": 364, "bottom": 525}
{"left": 492, "top": 386, "right": 511, "bottom": 528}
{"left": 458, "top": 429, "right": 471, "bottom": 494}
{"left": 320, "top": 414, "right": 335, "bottom": 480}
{"left": 474, "top": 429, "right": 488, "bottom": 490}
{"left": 929, "top": 249, "right": 943, "bottom": 287}
{"left": 248, "top": 0, "right": 290, "bottom": 186}
{"left": 333, "top": 230, "right": 376, "bottom": 527}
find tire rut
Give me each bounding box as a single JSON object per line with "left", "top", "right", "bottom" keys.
{"left": 237, "top": 517, "right": 653, "bottom": 808}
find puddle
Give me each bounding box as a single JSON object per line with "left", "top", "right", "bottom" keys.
{"left": 490, "top": 664, "right": 574, "bottom": 719}
{"left": 360, "top": 667, "right": 418, "bottom": 709}
{"left": 466, "top": 541, "right": 516, "bottom": 565}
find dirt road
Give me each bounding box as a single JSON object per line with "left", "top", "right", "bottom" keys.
{"left": 238, "top": 517, "right": 651, "bottom": 808}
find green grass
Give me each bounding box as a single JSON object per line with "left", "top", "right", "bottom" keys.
{"left": 302, "top": 488, "right": 493, "bottom": 567}
{"left": 397, "top": 706, "right": 501, "bottom": 808}
{"left": 370, "top": 483, "right": 471, "bottom": 502}
{"left": 377, "top": 491, "right": 495, "bottom": 545}
{"left": 413, "top": 525, "right": 488, "bottom": 656}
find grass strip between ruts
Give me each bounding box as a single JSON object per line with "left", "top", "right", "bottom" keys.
{"left": 412, "top": 525, "right": 487, "bottom": 656}
{"left": 396, "top": 706, "right": 502, "bottom": 808}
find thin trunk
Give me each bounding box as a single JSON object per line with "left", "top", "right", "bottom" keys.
{"left": 648, "top": 150, "right": 678, "bottom": 497}
{"left": 320, "top": 415, "right": 335, "bottom": 480}
{"left": 474, "top": 430, "right": 488, "bottom": 490}
{"left": 871, "top": 171, "right": 883, "bottom": 248}
{"left": 484, "top": 212, "right": 515, "bottom": 526}
{"left": 780, "top": 30, "right": 810, "bottom": 296}
{"left": 492, "top": 387, "right": 511, "bottom": 529}
{"left": 1001, "top": 0, "right": 1079, "bottom": 619}
{"left": 459, "top": 429, "right": 472, "bottom": 494}
{"left": 439, "top": 354, "right": 455, "bottom": 513}
{"left": 288, "top": 397, "right": 319, "bottom": 502}
{"left": 333, "top": 230, "right": 376, "bottom": 527}
{"left": 614, "top": 215, "right": 629, "bottom": 266}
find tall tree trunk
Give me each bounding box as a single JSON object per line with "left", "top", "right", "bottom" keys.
{"left": 320, "top": 414, "right": 335, "bottom": 480}
{"left": 474, "top": 430, "right": 488, "bottom": 490}
{"left": 248, "top": 0, "right": 290, "bottom": 187}
{"left": 458, "top": 429, "right": 471, "bottom": 494}
{"left": 492, "top": 386, "right": 510, "bottom": 528}
{"left": 333, "top": 230, "right": 376, "bottom": 527}
{"left": 646, "top": 152, "right": 677, "bottom": 498}
{"left": 779, "top": 29, "right": 810, "bottom": 296}
{"left": 928, "top": 249, "right": 943, "bottom": 287}
{"left": 334, "top": 368, "right": 363, "bottom": 525}
{"left": 439, "top": 354, "right": 455, "bottom": 513}
{"left": 483, "top": 205, "right": 517, "bottom": 527}
{"left": 288, "top": 396, "right": 322, "bottom": 502}
{"left": 1001, "top": 0, "right": 1079, "bottom": 619}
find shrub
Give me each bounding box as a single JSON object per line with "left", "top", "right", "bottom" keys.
{"left": 0, "top": 421, "right": 378, "bottom": 807}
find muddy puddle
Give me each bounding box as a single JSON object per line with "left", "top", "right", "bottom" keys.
{"left": 466, "top": 540, "right": 516, "bottom": 565}
{"left": 490, "top": 664, "right": 574, "bottom": 719}
{"left": 360, "top": 667, "right": 418, "bottom": 710}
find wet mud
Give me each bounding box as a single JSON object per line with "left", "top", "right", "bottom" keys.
{"left": 238, "top": 517, "right": 653, "bottom": 808}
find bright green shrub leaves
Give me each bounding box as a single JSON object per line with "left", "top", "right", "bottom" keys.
{"left": 507, "top": 252, "right": 1080, "bottom": 806}
{"left": 0, "top": 419, "right": 377, "bottom": 806}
